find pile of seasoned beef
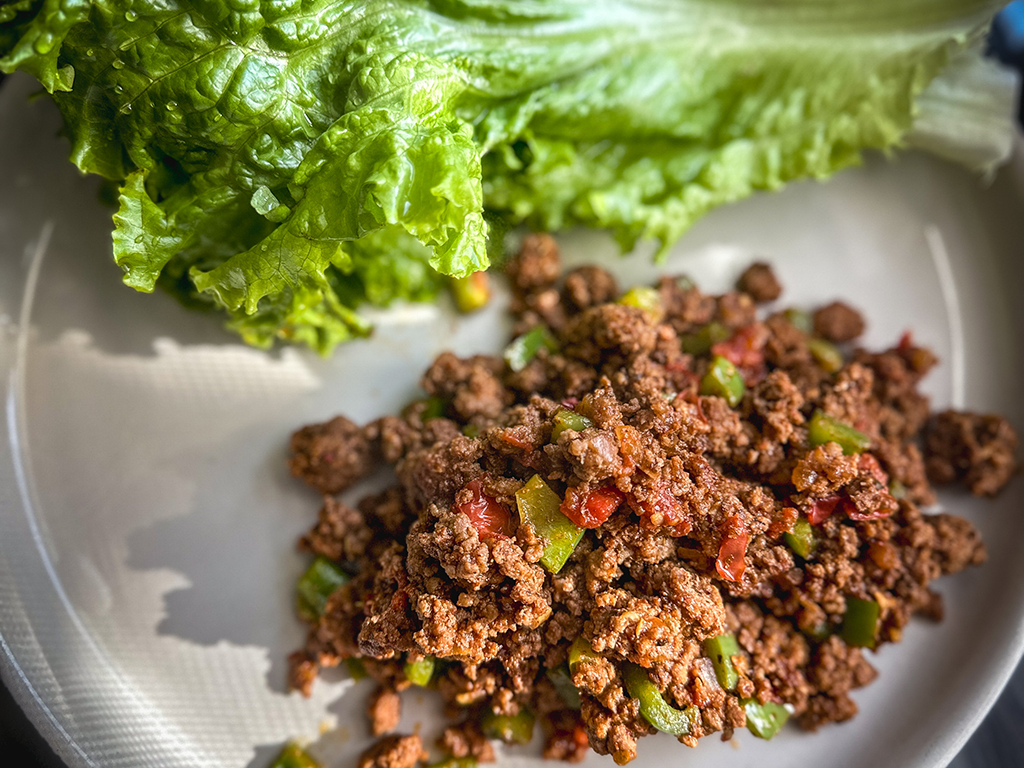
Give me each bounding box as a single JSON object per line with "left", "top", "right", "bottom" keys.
{"left": 287, "top": 235, "right": 1019, "bottom": 768}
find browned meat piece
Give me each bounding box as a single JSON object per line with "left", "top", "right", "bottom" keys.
{"left": 368, "top": 686, "right": 402, "bottom": 736}
{"left": 543, "top": 710, "right": 590, "bottom": 763}
{"left": 564, "top": 266, "right": 620, "bottom": 311}
{"left": 736, "top": 262, "right": 782, "bottom": 303}
{"left": 422, "top": 352, "right": 512, "bottom": 422}
{"left": 507, "top": 233, "right": 561, "bottom": 294}
{"left": 286, "top": 249, "right": 1013, "bottom": 764}
{"left": 813, "top": 301, "right": 865, "bottom": 342}
{"left": 301, "top": 497, "right": 372, "bottom": 562}
{"left": 287, "top": 651, "right": 317, "bottom": 697}
{"left": 925, "top": 410, "right": 1019, "bottom": 496}
{"left": 357, "top": 735, "right": 426, "bottom": 768}
{"left": 438, "top": 721, "right": 496, "bottom": 762}
{"left": 290, "top": 415, "right": 374, "bottom": 494}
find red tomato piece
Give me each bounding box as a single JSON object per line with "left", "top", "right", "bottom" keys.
{"left": 711, "top": 324, "right": 768, "bottom": 382}
{"left": 629, "top": 485, "right": 689, "bottom": 534}
{"left": 857, "top": 453, "right": 889, "bottom": 486}
{"left": 716, "top": 532, "right": 749, "bottom": 582}
{"left": 767, "top": 506, "right": 799, "bottom": 539}
{"left": 561, "top": 486, "right": 625, "bottom": 528}
{"left": 457, "top": 479, "right": 514, "bottom": 539}
{"left": 845, "top": 498, "right": 893, "bottom": 522}
{"left": 808, "top": 495, "right": 842, "bottom": 525}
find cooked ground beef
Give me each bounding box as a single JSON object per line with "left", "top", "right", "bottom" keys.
{"left": 289, "top": 247, "right": 1018, "bottom": 765}
{"left": 368, "top": 686, "right": 403, "bottom": 736}
{"left": 925, "top": 410, "right": 1020, "bottom": 496}
{"left": 737, "top": 262, "right": 782, "bottom": 303}
{"left": 813, "top": 302, "right": 865, "bottom": 343}
{"left": 357, "top": 735, "right": 426, "bottom": 768}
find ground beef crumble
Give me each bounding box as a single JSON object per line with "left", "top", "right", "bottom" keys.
{"left": 288, "top": 241, "right": 1019, "bottom": 765}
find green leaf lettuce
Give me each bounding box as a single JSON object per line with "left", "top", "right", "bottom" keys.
{"left": 1, "top": 0, "right": 1014, "bottom": 352}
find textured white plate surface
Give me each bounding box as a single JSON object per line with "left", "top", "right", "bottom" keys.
{"left": 1, "top": 71, "right": 1022, "bottom": 768}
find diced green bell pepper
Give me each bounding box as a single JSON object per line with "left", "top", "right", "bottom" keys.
{"left": 270, "top": 743, "right": 321, "bottom": 768}
{"left": 808, "top": 337, "right": 844, "bottom": 374}
{"left": 449, "top": 272, "right": 490, "bottom": 313}
{"left": 680, "top": 321, "right": 730, "bottom": 356}
{"left": 803, "top": 622, "right": 832, "bottom": 642}
{"left": 841, "top": 597, "right": 880, "bottom": 649}
{"left": 784, "top": 517, "right": 816, "bottom": 559}
{"left": 743, "top": 699, "right": 791, "bottom": 740}
{"left": 568, "top": 636, "right": 599, "bottom": 673}
{"left": 504, "top": 326, "right": 559, "bottom": 372}
{"left": 703, "top": 634, "right": 740, "bottom": 691}
{"left": 345, "top": 658, "right": 368, "bottom": 680}
{"left": 296, "top": 557, "right": 349, "bottom": 621}
{"left": 420, "top": 397, "right": 446, "bottom": 422}
{"left": 516, "top": 475, "right": 584, "bottom": 573}
{"left": 622, "top": 663, "right": 698, "bottom": 737}
{"left": 889, "top": 479, "right": 907, "bottom": 500}
{"left": 551, "top": 408, "right": 593, "bottom": 442}
{"left": 783, "top": 308, "right": 813, "bottom": 334}
{"left": 618, "top": 286, "right": 664, "bottom": 321}
{"left": 808, "top": 410, "right": 870, "bottom": 454}
{"left": 700, "top": 355, "right": 746, "bottom": 407}
{"left": 404, "top": 655, "right": 435, "bottom": 687}
{"left": 546, "top": 665, "right": 582, "bottom": 710}
{"left": 481, "top": 709, "right": 536, "bottom": 745}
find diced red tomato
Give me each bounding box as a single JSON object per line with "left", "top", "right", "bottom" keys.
{"left": 716, "top": 531, "right": 749, "bottom": 582}
{"left": 845, "top": 499, "right": 893, "bottom": 522}
{"left": 807, "top": 495, "right": 842, "bottom": 525}
{"left": 711, "top": 324, "right": 768, "bottom": 382}
{"left": 767, "top": 506, "right": 799, "bottom": 539}
{"left": 897, "top": 331, "right": 914, "bottom": 353}
{"left": 561, "top": 486, "right": 625, "bottom": 528}
{"left": 857, "top": 453, "right": 889, "bottom": 486}
{"left": 630, "top": 485, "right": 689, "bottom": 534}
{"left": 457, "top": 479, "right": 514, "bottom": 539}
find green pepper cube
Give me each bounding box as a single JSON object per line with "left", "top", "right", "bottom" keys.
{"left": 618, "top": 286, "right": 664, "bottom": 321}
{"left": 568, "top": 636, "right": 598, "bottom": 674}
{"left": 404, "top": 655, "right": 435, "bottom": 687}
{"left": 420, "top": 397, "right": 446, "bottom": 422}
{"left": 296, "top": 557, "right": 349, "bottom": 621}
{"left": 504, "top": 326, "right": 559, "bottom": 372}
{"left": 783, "top": 308, "right": 813, "bottom": 334}
{"left": 841, "top": 597, "right": 881, "bottom": 649}
{"left": 345, "top": 658, "right": 368, "bottom": 680}
{"left": 803, "top": 622, "right": 831, "bottom": 642}
{"left": 546, "top": 665, "right": 582, "bottom": 710}
{"left": 743, "top": 699, "right": 791, "bottom": 740}
{"left": 449, "top": 272, "right": 491, "bottom": 313}
{"left": 808, "top": 337, "right": 844, "bottom": 374}
{"left": 680, "top": 321, "right": 730, "bottom": 356}
{"left": 700, "top": 355, "right": 745, "bottom": 407}
{"left": 270, "top": 743, "right": 321, "bottom": 768}
{"left": 551, "top": 408, "right": 593, "bottom": 442}
{"left": 622, "top": 663, "right": 698, "bottom": 736}
{"left": 703, "top": 634, "right": 741, "bottom": 691}
{"left": 784, "top": 517, "right": 816, "bottom": 559}
{"left": 808, "top": 410, "right": 871, "bottom": 454}
{"left": 481, "top": 709, "right": 536, "bottom": 745}
{"left": 889, "top": 479, "right": 907, "bottom": 500}
{"left": 516, "top": 475, "right": 583, "bottom": 573}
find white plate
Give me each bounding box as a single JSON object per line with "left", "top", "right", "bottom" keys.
{"left": 1, "top": 71, "right": 1022, "bottom": 768}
